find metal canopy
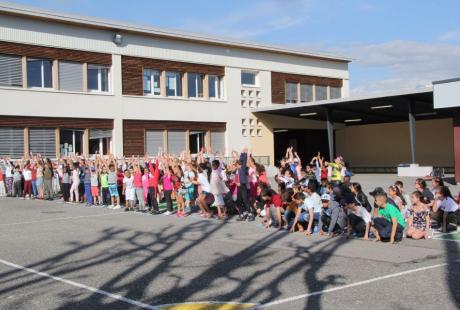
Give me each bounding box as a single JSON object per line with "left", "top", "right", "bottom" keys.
{"left": 253, "top": 87, "right": 453, "bottom": 125}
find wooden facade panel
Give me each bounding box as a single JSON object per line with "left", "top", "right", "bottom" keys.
{"left": 123, "top": 119, "right": 226, "bottom": 156}
{"left": 122, "top": 56, "right": 225, "bottom": 96}
{"left": 271, "top": 71, "right": 343, "bottom": 104}
{"left": 0, "top": 116, "right": 113, "bottom": 129}
{"left": 0, "top": 41, "right": 112, "bottom": 65}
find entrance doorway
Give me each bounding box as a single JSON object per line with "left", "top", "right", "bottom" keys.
{"left": 274, "top": 129, "right": 330, "bottom": 165}
{"left": 189, "top": 131, "right": 206, "bottom": 154}
{"left": 60, "top": 129, "right": 83, "bottom": 156}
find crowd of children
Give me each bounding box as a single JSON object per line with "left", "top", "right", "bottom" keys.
{"left": 0, "top": 147, "right": 459, "bottom": 243}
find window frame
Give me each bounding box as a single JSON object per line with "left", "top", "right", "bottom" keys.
{"left": 27, "top": 58, "right": 53, "bottom": 89}
{"left": 87, "top": 64, "right": 110, "bottom": 93}
{"left": 187, "top": 72, "right": 204, "bottom": 98}
{"left": 315, "top": 85, "right": 328, "bottom": 101}
{"left": 165, "top": 71, "right": 183, "bottom": 97}
{"left": 0, "top": 54, "right": 23, "bottom": 88}
{"left": 208, "top": 75, "right": 223, "bottom": 100}
{"left": 300, "top": 83, "right": 313, "bottom": 103}
{"left": 285, "top": 82, "right": 298, "bottom": 104}
{"left": 143, "top": 68, "right": 161, "bottom": 96}
{"left": 241, "top": 71, "right": 258, "bottom": 87}
{"left": 330, "top": 86, "right": 342, "bottom": 99}
{"left": 58, "top": 60, "right": 84, "bottom": 92}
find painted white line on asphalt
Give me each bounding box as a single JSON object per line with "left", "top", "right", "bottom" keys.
{"left": 0, "top": 212, "right": 125, "bottom": 227}
{"left": 0, "top": 258, "right": 160, "bottom": 310}
{"left": 432, "top": 237, "right": 460, "bottom": 243}
{"left": 256, "top": 260, "right": 460, "bottom": 309}
{"left": 433, "top": 230, "right": 459, "bottom": 237}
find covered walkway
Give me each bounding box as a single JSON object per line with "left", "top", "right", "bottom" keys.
{"left": 254, "top": 86, "right": 459, "bottom": 179}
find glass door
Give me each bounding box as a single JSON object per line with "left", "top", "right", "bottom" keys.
{"left": 60, "top": 129, "right": 83, "bottom": 156}
{"left": 189, "top": 131, "right": 206, "bottom": 154}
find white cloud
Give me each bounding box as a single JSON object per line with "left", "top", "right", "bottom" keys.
{"left": 179, "top": 0, "right": 311, "bottom": 39}
{"left": 339, "top": 40, "right": 460, "bottom": 95}
{"left": 439, "top": 29, "right": 460, "bottom": 42}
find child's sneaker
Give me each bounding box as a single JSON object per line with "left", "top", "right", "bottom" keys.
{"left": 113, "top": 205, "right": 121, "bottom": 210}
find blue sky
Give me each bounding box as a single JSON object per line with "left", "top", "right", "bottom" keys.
{"left": 10, "top": 0, "right": 460, "bottom": 94}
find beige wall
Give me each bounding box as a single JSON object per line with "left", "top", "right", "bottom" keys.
{"left": 250, "top": 113, "right": 329, "bottom": 165}
{"left": 335, "top": 118, "right": 454, "bottom": 167}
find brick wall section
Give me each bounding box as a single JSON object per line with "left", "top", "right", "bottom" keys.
{"left": 0, "top": 116, "right": 113, "bottom": 129}
{"left": 0, "top": 41, "right": 112, "bottom": 65}
{"left": 122, "top": 55, "right": 225, "bottom": 96}
{"left": 123, "top": 119, "right": 226, "bottom": 156}
{"left": 271, "top": 72, "right": 343, "bottom": 104}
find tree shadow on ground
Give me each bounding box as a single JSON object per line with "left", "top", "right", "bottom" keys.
{"left": 0, "top": 216, "right": 351, "bottom": 310}
{"left": 445, "top": 237, "right": 460, "bottom": 308}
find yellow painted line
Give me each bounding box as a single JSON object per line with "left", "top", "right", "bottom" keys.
{"left": 158, "top": 302, "right": 255, "bottom": 310}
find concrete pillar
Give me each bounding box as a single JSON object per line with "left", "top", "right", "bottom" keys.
{"left": 326, "top": 108, "right": 334, "bottom": 162}
{"left": 454, "top": 113, "right": 460, "bottom": 182}
{"left": 408, "top": 101, "right": 417, "bottom": 164}
{"left": 83, "top": 129, "right": 89, "bottom": 157}
{"left": 55, "top": 128, "right": 60, "bottom": 159}
{"left": 111, "top": 54, "right": 124, "bottom": 158}
{"left": 24, "top": 127, "right": 29, "bottom": 158}
{"left": 112, "top": 118, "right": 124, "bottom": 158}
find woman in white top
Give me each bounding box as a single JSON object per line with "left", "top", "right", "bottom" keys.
{"left": 433, "top": 186, "right": 459, "bottom": 232}
{"left": 123, "top": 169, "right": 135, "bottom": 211}
{"left": 70, "top": 163, "right": 80, "bottom": 203}
{"left": 210, "top": 159, "right": 229, "bottom": 219}
{"left": 22, "top": 165, "right": 33, "bottom": 198}
{"left": 194, "top": 164, "right": 213, "bottom": 218}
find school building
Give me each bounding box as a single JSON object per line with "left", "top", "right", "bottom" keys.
{"left": 1, "top": 2, "right": 460, "bottom": 180}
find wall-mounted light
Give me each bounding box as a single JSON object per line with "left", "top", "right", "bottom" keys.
{"left": 113, "top": 32, "right": 123, "bottom": 46}
{"left": 370, "top": 105, "right": 393, "bottom": 110}
{"left": 299, "top": 112, "right": 318, "bottom": 116}
{"left": 344, "top": 118, "right": 362, "bottom": 123}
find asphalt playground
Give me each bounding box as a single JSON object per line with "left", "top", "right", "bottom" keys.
{"left": 0, "top": 175, "right": 459, "bottom": 310}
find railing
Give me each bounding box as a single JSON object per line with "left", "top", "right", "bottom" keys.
{"left": 223, "top": 156, "right": 270, "bottom": 166}
{"left": 349, "top": 166, "right": 455, "bottom": 174}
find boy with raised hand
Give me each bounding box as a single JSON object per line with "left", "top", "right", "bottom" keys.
{"left": 371, "top": 188, "right": 406, "bottom": 244}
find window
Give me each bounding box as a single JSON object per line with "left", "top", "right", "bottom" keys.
{"left": 189, "top": 131, "right": 206, "bottom": 154}
{"left": 59, "top": 61, "right": 83, "bottom": 92}
{"left": 168, "top": 130, "right": 186, "bottom": 155}
{"left": 285, "top": 82, "right": 298, "bottom": 103}
{"left": 89, "top": 129, "right": 112, "bottom": 155}
{"left": 300, "top": 84, "right": 313, "bottom": 103}
{"left": 87, "top": 64, "right": 109, "bottom": 92}
{"left": 166, "top": 71, "right": 182, "bottom": 97}
{"left": 241, "top": 71, "right": 257, "bottom": 86}
{"left": 0, "top": 54, "right": 22, "bottom": 87}
{"left": 211, "top": 131, "right": 225, "bottom": 154}
{"left": 315, "top": 85, "right": 327, "bottom": 101}
{"left": 188, "top": 72, "right": 204, "bottom": 98}
{"left": 209, "top": 75, "right": 223, "bottom": 99}
{"left": 0, "top": 127, "right": 24, "bottom": 158}
{"left": 143, "top": 69, "right": 161, "bottom": 96}
{"left": 145, "top": 130, "right": 164, "bottom": 155}
{"left": 29, "top": 128, "right": 56, "bottom": 158}
{"left": 59, "top": 129, "right": 83, "bottom": 156}
{"left": 330, "top": 86, "right": 342, "bottom": 99}
{"left": 27, "top": 58, "right": 52, "bottom": 88}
